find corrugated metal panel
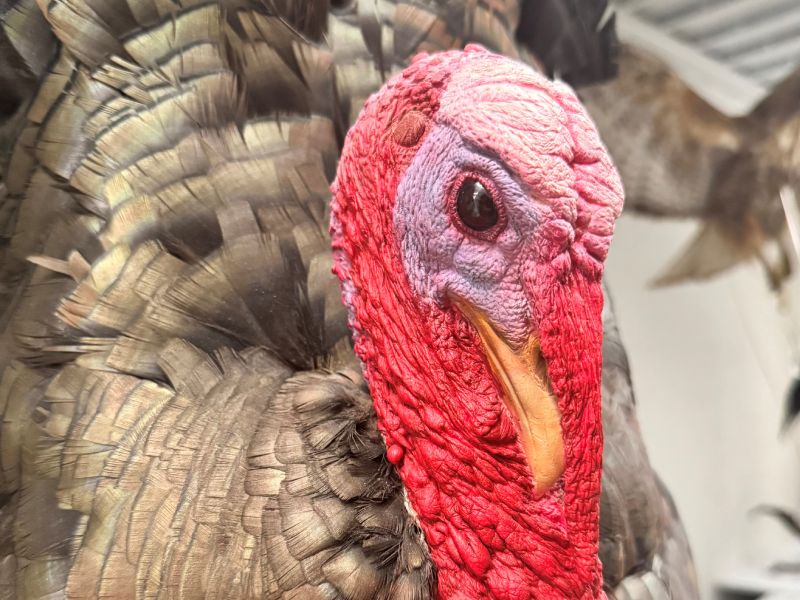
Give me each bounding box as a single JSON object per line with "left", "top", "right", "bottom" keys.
{"left": 614, "top": 0, "right": 800, "bottom": 87}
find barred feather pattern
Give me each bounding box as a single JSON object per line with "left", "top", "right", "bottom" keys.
{"left": 0, "top": 0, "right": 696, "bottom": 598}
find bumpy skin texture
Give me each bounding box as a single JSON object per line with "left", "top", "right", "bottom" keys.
{"left": 332, "top": 47, "right": 623, "bottom": 599}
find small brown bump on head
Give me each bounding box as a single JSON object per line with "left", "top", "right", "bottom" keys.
{"left": 391, "top": 110, "right": 429, "bottom": 147}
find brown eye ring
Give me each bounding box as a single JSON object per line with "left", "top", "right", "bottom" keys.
{"left": 450, "top": 174, "right": 506, "bottom": 240}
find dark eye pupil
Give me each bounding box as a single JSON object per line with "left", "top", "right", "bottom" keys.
{"left": 456, "top": 178, "right": 498, "bottom": 232}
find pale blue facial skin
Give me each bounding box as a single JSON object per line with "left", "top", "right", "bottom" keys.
{"left": 393, "top": 123, "right": 541, "bottom": 349}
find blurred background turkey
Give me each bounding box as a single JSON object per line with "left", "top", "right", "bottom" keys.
{"left": 0, "top": 0, "right": 705, "bottom": 599}
{"left": 582, "top": 43, "right": 800, "bottom": 291}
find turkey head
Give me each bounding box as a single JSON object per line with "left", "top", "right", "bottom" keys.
{"left": 332, "top": 46, "right": 624, "bottom": 599}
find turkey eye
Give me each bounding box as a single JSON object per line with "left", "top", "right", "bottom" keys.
{"left": 456, "top": 178, "right": 498, "bottom": 232}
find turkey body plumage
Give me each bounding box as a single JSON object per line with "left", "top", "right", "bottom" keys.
{"left": 0, "top": 1, "right": 697, "bottom": 598}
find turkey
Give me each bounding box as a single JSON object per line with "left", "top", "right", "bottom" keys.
{"left": 581, "top": 43, "right": 800, "bottom": 289}
{"left": 0, "top": 1, "right": 697, "bottom": 598}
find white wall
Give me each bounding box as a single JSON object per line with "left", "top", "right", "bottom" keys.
{"left": 605, "top": 216, "right": 800, "bottom": 598}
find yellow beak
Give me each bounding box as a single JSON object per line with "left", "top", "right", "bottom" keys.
{"left": 456, "top": 301, "right": 565, "bottom": 496}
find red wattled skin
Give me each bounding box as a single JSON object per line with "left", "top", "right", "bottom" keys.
{"left": 331, "top": 47, "right": 619, "bottom": 599}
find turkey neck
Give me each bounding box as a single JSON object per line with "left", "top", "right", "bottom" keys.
{"left": 343, "top": 259, "right": 605, "bottom": 599}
